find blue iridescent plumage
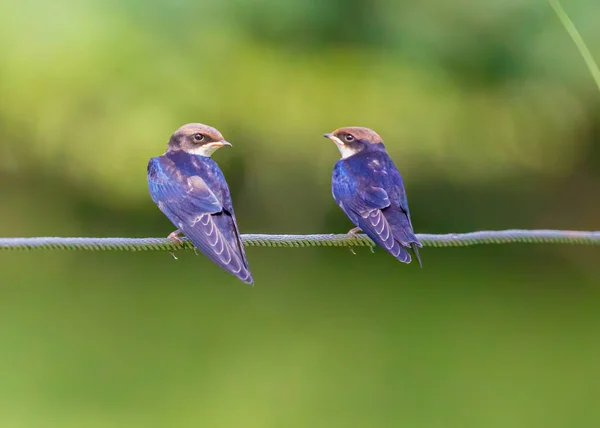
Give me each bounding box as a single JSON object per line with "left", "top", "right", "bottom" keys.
{"left": 148, "top": 124, "right": 253, "bottom": 284}
{"left": 326, "top": 127, "right": 422, "bottom": 266}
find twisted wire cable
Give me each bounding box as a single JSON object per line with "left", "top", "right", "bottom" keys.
{"left": 0, "top": 230, "right": 599, "bottom": 252}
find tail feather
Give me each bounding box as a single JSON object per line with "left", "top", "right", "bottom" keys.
{"left": 394, "top": 246, "right": 412, "bottom": 264}
{"left": 385, "top": 211, "right": 422, "bottom": 267}
{"left": 411, "top": 243, "right": 423, "bottom": 268}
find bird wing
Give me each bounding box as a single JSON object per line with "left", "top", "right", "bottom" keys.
{"left": 148, "top": 156, "right": 253, "bottom": 284}
{"left": 384, "top": 162, "right": 413, "bottom": 221}
{"left": 213, "top": 169, "right": 252, "bottom": 276}
{"left": 334, "top": 176, "right": 410, "bottom": 262}
{"left": 380, "top": 157, "right": 422, "bottom": 265}
{"left": 384, "top": 159, "right": 422, "bottom": 247}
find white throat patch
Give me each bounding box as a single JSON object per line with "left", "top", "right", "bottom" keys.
{"left": 186, "top": 142, "right": 224, "bottom": 157}
{"left": 329, "top": 136, "right": 359, "bottom": 159}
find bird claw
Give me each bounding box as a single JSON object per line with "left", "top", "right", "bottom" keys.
{"left": 168, "top": 229, "right": 184, "bottom": 245}
{"left": 347, "top": 227, "right": 362, "bottom": 236}
{"left": 167, "top": 229, "right": 183, "bottom": 259}
{"left": 346, "top": 227, "right": 362, "bottom": 255}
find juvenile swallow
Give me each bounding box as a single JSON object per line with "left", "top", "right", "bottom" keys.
{"left": 324, "top": 127, "right": 422, "bottom": 266}
{"left": 147, "top": 123, "right": 254, "bottom": 284}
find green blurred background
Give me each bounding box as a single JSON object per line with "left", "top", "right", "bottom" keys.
{"left": 1, "top": 0, "right": 600, "bottom": 426}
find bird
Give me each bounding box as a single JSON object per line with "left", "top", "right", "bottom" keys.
{"left": 324, "top": 127, "right": 422, "bottom": 266}
{"left": 147, "top": 123, "right": 254, "bottom": 284}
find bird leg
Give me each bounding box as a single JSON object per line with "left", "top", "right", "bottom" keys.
{"left": 347, "top": 227, "right": 362, "bottom": 236}
{"left": 168, "top": 229, "right": 183, "bottom": 244}
{"left": 167, "top": 229, "right": 183, "bottom": 259}
{"left": 347, "top": 227, "right": 362, "bottom": 255}
{"left": 346, "top": 226, "right": 375, "bottom": 253}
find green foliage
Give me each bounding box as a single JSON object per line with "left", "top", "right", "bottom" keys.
{"left": 0, "top": 0, "right": 598, "bottom": 209}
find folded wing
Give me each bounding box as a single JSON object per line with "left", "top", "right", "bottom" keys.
{"left": 148, "top": 156, "right": 253, "bottom": 284}
{"left": 334, "top": 180, "right": 411, "bottom": 263}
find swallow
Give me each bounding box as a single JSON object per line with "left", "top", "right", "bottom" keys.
{"left": 324, "top": 127, "right": 422, "bottom": 266}
{"left": 147, "top": 123, "right": 254, "bottom": 284}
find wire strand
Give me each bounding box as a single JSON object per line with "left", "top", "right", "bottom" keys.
{"left": 0, "top": 230, "right": 599, "bottom": 252}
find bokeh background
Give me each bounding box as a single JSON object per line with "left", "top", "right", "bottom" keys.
{"left": 1, "top": 0, "right": 600, "bottom": 426}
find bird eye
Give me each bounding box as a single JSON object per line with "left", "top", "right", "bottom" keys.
{"left": 192, "top": 133, "right": 204, "bottom": 142}
{"left": 344, "top": 134, "right": 355, "bottom": 143}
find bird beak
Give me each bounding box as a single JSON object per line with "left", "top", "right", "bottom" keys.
{"left": 197, "top": 140, "right": 232, "bottom": 156}
{"left": 207, "top": 140, "right": 232, "bottom": 149}
{"left": 323, "top": 132, "right": 354, "bottom": 158}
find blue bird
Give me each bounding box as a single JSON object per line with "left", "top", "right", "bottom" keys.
{"left": 324, "top": 127, "right": 422, "bottom": 266}
{"left": 147, "top": 123, "right": 254, "bottom": 284}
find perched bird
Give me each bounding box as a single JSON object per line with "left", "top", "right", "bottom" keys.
{"left": 324, "top": 127, "right": 422, "bottom": 266}
{"left": 147, "top": 123, "right": 254, "bottom": 284}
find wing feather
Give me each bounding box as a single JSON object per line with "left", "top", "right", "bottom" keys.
{"left": 148, "top": 156, "right": 253, "bottom": 284}
{"left": 333, "top": 168, "right": 412, "bottom": 263}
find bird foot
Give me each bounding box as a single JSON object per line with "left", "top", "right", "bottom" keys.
{"left": 168, "top": 229, "right": 184, "bottom": 244}
{"left": 346, "top": 227, "right": 375, "bottom": 253}
{"left": 347, "top": 227, "right": 362, "bottom": 236}
{"left": 167, "top": 229, "right": 183, "bottom": 259}
{"left": 347, "top": 227, "right": 362, "bottom": 255}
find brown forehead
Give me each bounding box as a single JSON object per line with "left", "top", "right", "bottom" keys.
{"left": 332, "top": 127, "right": 383, "bottom": 143}
{"left": 173, "top": 123, "right": 224, "bottom": 140}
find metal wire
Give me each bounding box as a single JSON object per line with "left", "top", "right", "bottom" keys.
{"left": 0, "top": 230, "right": 599, "bottom": 252}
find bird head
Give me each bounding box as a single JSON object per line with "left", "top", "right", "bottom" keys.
{"left": 167, "top": 123, "right": 232, "bottom": 156}
{"left": 323, "top": 127, "right": 384, "bottom": 159}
